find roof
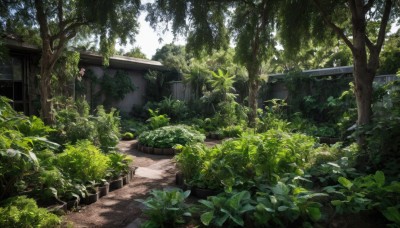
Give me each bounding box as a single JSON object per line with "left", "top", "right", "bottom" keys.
{"left": 79, "top": 52, "right": 167, "bottom": 71}
{"left": 268, "top": 66, "right": 353, "bottom": 81}
{"left": 3, "top": 38, "right": 167, "bottom": 71}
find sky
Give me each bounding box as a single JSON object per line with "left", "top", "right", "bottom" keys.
{"left": 116, "top": 1, "right": 186, "bottom": 59}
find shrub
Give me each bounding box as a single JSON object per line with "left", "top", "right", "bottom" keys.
{"left": 146, "top": 109, "right": 170, "bottom": 130}
{"left": 95, "top": 106, "right": 120, "bottom": 152}
{"left": 107, "top": 152, "right": 133, "bottom": 179}
{"left": 121, "top": 132, "right": 134, "bottom": 140}
{"left": 138, "top": 125, "right": 205, "bottom": 148}
{"left": 136, "top": 189, "right": 191, "bottom": 227}
{"left": 55, "top": 140, "right": 110, "bottom": 183}
{"left": 0, "top": 196, "right": 61, "bottom": 227}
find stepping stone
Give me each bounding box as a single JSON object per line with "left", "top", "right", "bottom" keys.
{"left": 135, "top": 167, "right": 165, "bottom": 180}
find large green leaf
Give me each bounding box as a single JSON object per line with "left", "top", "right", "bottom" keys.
{"left": 338, "top": 177, "right": 353, "bottom": 190}
{"left": 200, "top": 211, "right": 214, "bottom": 226}
{"left": 374, "top": 171, "right": 385, "bottom": 187}
{"left": 382, "top": 207, "right": 400, "bottom": 224}
{"left": 307, "top": 207, "right": 321, "bottom": 221}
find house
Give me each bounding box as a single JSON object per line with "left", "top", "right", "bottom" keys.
{"left": 0, "top": 38, "right": 168, "bottom": 115}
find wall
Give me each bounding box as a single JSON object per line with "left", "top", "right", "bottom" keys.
{"left": 83, "top": 66, "right": 147, "bottom": 113}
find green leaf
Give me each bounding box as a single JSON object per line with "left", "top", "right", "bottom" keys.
{"left": 338, "top": 177, "right": 353, "bottom": 189}
{"left": 374, "top": 171, "right": 385, "bottom": 187}
{"left": 215, "top": 213, "right": 229, "bottom": 226}
{"left": 382, "top": 207, "right": 400, "bottom": 224}
{"left": 199, "top": 199, "right": 214, "bottom": 209}
{"left": 200, "top": 211, "right": 214, "bottom": 225}
{"left": 307, "top": 207, "right": 322, "bottom": 221}
{"left": 331, "top": 200, "right": 343, "bottom": 206}
{"left": 278, "top": 206, "right": 289, "bottom": 211}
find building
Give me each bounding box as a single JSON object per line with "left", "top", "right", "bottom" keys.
{"left": 0, "top": 38, "right": 167, "bottom": 115}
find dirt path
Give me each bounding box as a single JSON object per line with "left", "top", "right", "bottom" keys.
{"left": 66, "top": 139, "right": 221, "bottom": 227}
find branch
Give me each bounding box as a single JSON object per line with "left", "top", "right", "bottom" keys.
{"left": 57, "top": 0, "right": 64, "bottom": 29}
{"left": 312, "top": 0, "right": 355, "bottom": 52}
{"left": 34, "top": 0, "right": 50, "bottom": 42}
{"left": 375, "top": 0, "right": 392, "bottom": 51}
{"left": 365, "top": 35, "right": 374, "bottom": 52}
{"left": 363, "top": 0, "right": 376, "bottom": 13}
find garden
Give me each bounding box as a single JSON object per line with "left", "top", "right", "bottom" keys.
{"left": 1, "top": 0, "right": 400, "bottom": 227}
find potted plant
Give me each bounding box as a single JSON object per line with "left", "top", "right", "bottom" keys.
{"left": 107, "top": 152, "right": 133, "bottom": 190}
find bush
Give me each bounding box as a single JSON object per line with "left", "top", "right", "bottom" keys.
{"left": 0, "top": 196, "right": 61, "bottom": 227}
{"left": 138, "top": 125, "right": 205, "bottom": 148}
{"left": 121, "top": 132, "right": 134, "bottom": 140}
{"left": 55, "top": 140, "right": 110, "bottom": 183}
{"left": 95, "top": 106, "right": 120, "bottom": 152}
{"left": 136, "top": 189, "right": 191, "bottom": 227}
{"left": 107, "top": 152, "right": 133, "bottom": 179}
{"left": 146, "top": 109, "right": 170, "bottom": 130}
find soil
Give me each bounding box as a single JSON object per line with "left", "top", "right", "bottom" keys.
{"left": 65, "top": 139, "right": 221, "bottom": 228}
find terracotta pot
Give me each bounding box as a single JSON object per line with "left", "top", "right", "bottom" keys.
{"left": 99, "top": 182, "right": 110, "bottom": 198}
{"left": 109, "top": 177, "right": 123, "bottom": 191}
{"left": 153, "top": 147, "right": 163, "bottom": 155}
{"left": 82, "top": 191, "right": 99, "bottom": 205}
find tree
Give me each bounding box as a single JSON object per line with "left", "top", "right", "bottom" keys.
{"left": 146, "top": 0, "right": 279, "bottom": 127}
{"left": 0, "top": 0, "right": 140, "bottom": 124}
{"left": 279, "top": 0, "right": 397, "bottom": 145}
{"left": 120, "top": 47, "right": 148, "bottom": 59}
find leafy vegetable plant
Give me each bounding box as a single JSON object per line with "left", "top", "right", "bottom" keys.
{"left": 136, "top": 189, "right": 191, "bottom": 228}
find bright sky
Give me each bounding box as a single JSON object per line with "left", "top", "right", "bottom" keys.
{"left": 116, "top": 1, "right": 186, "bottom": 59}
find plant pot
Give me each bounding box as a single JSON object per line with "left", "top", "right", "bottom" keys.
{"left": 99, "top": 182, "right": 110, "bottom": 198}
{"left": 153, "top": 147, "right": 163, "bottom": 155}
{"left": 175, "top": 172, "right": 184, "bottom": 186}
{"left": 192, "top": 187, "right": 220, "bottom": 199}
{"left": 162, "top": 148, "right": 175, "bottom": 155}
{"left": 129, "top": 166, "right": 137, "bottom": 181}
{"left": 109, "top": 177, "right": 123, "bottom": 191}
{"left": 66, "top": 198, "right": 79, "bottom": 210}
{"left": 46, "top": 201, "right": 67, "bottom": 214}
{"left": 122, "top": 174, "right": 130, "bottom": 185}
{"left": 82, "top": 191, "right": 99, "bottom": 205}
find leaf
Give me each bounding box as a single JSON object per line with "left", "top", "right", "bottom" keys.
{"left": 199, "top": 199, "right": 214, "bottom": 209}
{"left": 382, "top": 207, "right": 400, "bottom": 224}
{"left": 374, "top": 171, "right": 385, "bottom": 187}
{"left": 278, "top": 206, "right": 289, "bottom": 211}
{"left": 200, "top": 212, "right": 214, "bottom": 226}
{"left": 307, "top": 207, "right": 322, "bottom": 221}
{"left": 215, "top": 213, "right": 229, "bottom": 226}
{"left": 338, "top": 177, "right": 353, "bottom": 190}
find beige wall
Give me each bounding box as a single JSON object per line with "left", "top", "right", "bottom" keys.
{"left": 84, "top": 66, "right": 146, "bottom": 113}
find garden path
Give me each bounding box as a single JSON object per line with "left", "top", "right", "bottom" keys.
{"left": 65, "top": 139, "right": 221, "bottom": 227}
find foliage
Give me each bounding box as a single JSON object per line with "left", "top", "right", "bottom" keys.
{"left": 155, "top": 97, "right": 190, "bottom": 122}
{"left": 100, "top": 70, "right": 135, "bottom": 102}
{"left": 146, "top": 109, "right": 170, "bottom": 130}
{"left": 326, "top": 171, "right": 400, "bottom": 226}
{"left": 199, "top": 191, "right": 254, "bottom": 227}
{"left": 138, "top": 125, "right": 205, "bottom": 149}
{"left": 121, "top": 132, "right": 134, "bottom": 140}
{"left": 120, "top": 118, "right": 147, "bottom": 135}
{"left": 53, "top": 100, "right": 121, "bottom": 153}
{"left": 0, "top": 196, "right": 61, "bottom": 228}
{"left": 55, "top": 140, "right": 110, "bottom": 183}
{"left": 176, "top": 130, "right": 317, "bottom": 191}
{"left": 136, "top": 189, "right": 191, "bottom": 228}
{"left": 94, "top": 106, "right": 120, "bottom": 152}
{"left": 253, "top": 181, "right": 326, "bottom": 227}
{"left": 107, "top": 152, "right": 133, "bottom": 179}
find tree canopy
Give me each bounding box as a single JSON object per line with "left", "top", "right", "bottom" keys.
{"left": 0, "top": 0, "right": 141, "bottom": 123}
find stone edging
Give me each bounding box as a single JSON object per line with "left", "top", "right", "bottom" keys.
{"left": 135, "top": 142, "right": 176, "bottom": 155}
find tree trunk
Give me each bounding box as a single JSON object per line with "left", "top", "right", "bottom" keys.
{"left": 247, "top": 66, "right": 260, "bottom": 128}
{"left": 39, "top": 53, "right": 55, "bottom": 125}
